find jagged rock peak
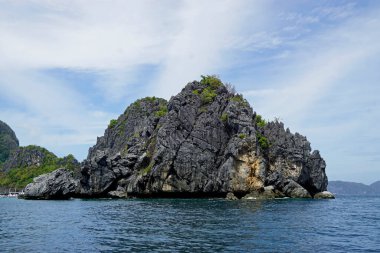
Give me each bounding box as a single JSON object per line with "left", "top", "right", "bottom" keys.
{"left": 24, "top": 76, "right": 333, "bottom": 199}
{"left": 88, "top": 96, "right": 168, "bottom": 160}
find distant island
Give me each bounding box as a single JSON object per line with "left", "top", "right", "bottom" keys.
{"left": 328, "top": 181, "right": 380, "bottom": 196}
{"left": 2, "top": 76, "right": 334, "bottom": 200}
{"left": 0, "top": 121, "right": 79, "bottom": 194}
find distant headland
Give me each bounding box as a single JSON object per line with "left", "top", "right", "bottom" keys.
{"left": 328, "top": 180, "right": 380, "bottom": 196}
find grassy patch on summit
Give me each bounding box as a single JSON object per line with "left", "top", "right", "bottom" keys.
{"left": 198, "top": 75, "right": 224, "bottom": 104}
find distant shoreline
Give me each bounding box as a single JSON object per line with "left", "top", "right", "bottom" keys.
{"left": 328, "top": 180, "right": 380, "bottom": 196}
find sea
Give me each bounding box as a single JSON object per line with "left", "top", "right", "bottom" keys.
{"left": 0, "top": 196, "right": 379, "bottom": 252}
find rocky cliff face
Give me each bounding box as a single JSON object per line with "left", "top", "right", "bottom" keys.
{"left": 0, "top": 120, "right": 19, "bottom": 165}
{"left": 261, "top": 122, "right": 328, "bottom": 196}
{"left": 22, "top": 168, "right": 79, "bottom": 200}
{"left": 23, "top": 76, "right": 332, "bottom": 199}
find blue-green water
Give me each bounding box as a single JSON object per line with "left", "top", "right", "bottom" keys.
{"left": 0, "top": 196, "right": 379, "bottom": 252}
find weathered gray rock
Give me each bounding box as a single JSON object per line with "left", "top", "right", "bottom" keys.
{"left": 283, "top": 180, "right": 312, "bottom": 198}
{"left": 76, "top": 80, "right": 329, "bottom": 199}
{"left": 226, "top": 192, "right": 238, "bottom": 200}
{"left": 314, "top": 191, "right": 335, "bottom": 199}
{"left": 24, "top": 78, "right": 331, "bottom": 200}
{"left": 79, "top": 151, "right": 117, "bottom": 197}
{"left": 262, "top": 121, "right": 328, "bottom": 195}
{"left": 22, "top": 168, "right": 79, "bottom": 200}
{"left": 108, "top": 190, "right": 129, "bottom": 198}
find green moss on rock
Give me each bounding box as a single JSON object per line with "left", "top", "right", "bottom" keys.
{"left": 257, "top": 133, "right": 270, "bottom": 150}
{"left": 155, "top": 105, "right": 168, "bottom": 117}
{"left": 220, "top": 113, "right": 229, "bottom": 123}
{"left": 256, "top": 114, "right": 267, "bottom": 128}
{"left": 200, "top": 75, "right": 223, "bottom": 89}
{"left": 109, "top": 119, "right": 118, "bottom": 128}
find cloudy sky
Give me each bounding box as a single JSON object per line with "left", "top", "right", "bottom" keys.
{"left": 0, "top": 0, "right": 379, "bottom": 184}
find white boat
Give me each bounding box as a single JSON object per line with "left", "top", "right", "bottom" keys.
{"left": 6, "top": 188, "right": 22, "bottom": 197}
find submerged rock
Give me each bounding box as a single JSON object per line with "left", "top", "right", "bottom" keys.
{"left": 226, "top": 192, "right": 238, "bottom": 200}
{"left": 314, "top": 191, "right": 335, "bottom": 199}
{"left": 108, "top": 190, "right": 129, "bottom": 198}
{"left": 22, "top": 169, "right": 79, "bottom": 200}
{"left": 23, "top": 76, "right": 331, "bottom": 200}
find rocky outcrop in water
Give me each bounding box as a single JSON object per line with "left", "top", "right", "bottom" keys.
{"left": 23, "top": 76, "right": 333, "bottom": 199}
{"left": 22, "top": 168, "right": 79, "bottom": 200}
{"left": 261, "top": 121, "right": 328, "bottom": 197}
{"left": 314, "top": 191, "right": 335, "bottom": 199}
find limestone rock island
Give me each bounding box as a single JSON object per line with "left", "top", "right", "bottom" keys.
{"left": 22, "top": 76, "right": 334, "bottom": 200}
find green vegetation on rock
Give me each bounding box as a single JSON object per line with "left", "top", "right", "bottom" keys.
{"left": 192, "top": 90, "right": 200, "bottom": 95}
{"left": 141, "top": 162, "right": 154, "bottom": 175}
{"left": 257, "top": 133, "right": 270, "bottom": 150}
{"left": 155, "top": 105, "right": 168, "bottom": 117}
{"left": 132, "top": 97, "right": 159, "bottom": 108}
{"left": 201, "top": 87, "right": 218, "bottom": 104}
{"left": 256, "top": 114, "right": 267, "bottom": 128}
{"left": 144, "top": 96, "right": 159, "bottom": 102}
{"left": 238, "top": 133, "right": 247, "bottom": 139}
{"left": 197, "top": 75, "right": 223, "bottom": 104}
{"left": 109, "top": 119, "right": 118, "bottom": 128}
{"left": 220, "top": 113, "right": 228, "bottom": 123}
{"left": 200, "top": 75, "right": 223, "bottom": 89}
{"left": 230, "top": 94, "right": 249, "bottom": 106}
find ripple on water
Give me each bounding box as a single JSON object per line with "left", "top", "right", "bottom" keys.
{"left": 0, "top": 196, "right": 379, "bottom": 252}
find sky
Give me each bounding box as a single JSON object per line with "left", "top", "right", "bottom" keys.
{"left": 0, "top": 0, "right": 379, "bottom": 184}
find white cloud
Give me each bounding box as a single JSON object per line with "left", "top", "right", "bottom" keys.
{"left": 242, "top": 88, "right": 276, "bottom": 98}
{"left": 0, "top": 0, "right": 270, "bottom": 100}
{"left": 0, "top": 1, "right": 171, "bottom": 69}
{"left": 150, "top": 0, "right": 269, "bottom": 98}
{"left": 0, "top": 0, "right": 379, "bottom": 183}
{"left": 0, "top": 0, "right": 270, "bottom": 159}
{"left": 243, "top": 11, "right": 380, "bottom": 123}
{"left": 0, "top": 69, "right": 114, "bottom": 152}
{"left": 0, "top": 0, "right": 180, "bottom": 100}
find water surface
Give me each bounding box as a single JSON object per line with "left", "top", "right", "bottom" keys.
{"left": 0, "top": 196, "right": 379, "bottom": 252}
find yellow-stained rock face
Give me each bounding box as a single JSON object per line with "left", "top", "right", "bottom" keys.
{"left": 246, "top": 157, "right": 265, "bottom": 190}
{"left": 162, "top": 182, "right": 173, "bottom": 192}
{"left": 231, "top": 153, "right": 265, "bottom": 192}
{"left": 230, "top": 160, "right": 250, "bottom": 192}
